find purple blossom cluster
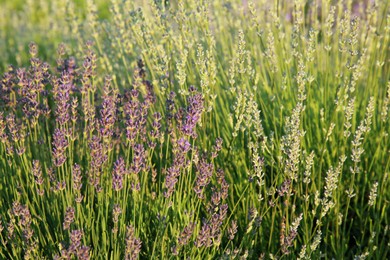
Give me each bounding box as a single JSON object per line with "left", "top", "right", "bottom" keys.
{"left": 181, "top": 86, "right": 204, "bottom": 138}
{"left": 15, "top": 43, "right": 50, "bottom": 125}
{"left": 53, "top": 72, "right": 73, "bottom": 126}
{"left": 211, "top": 137, "right": 223, "bottom": 159}
{"left": 112, "top": 157, "right": 126, "bottom": 191}
{"left": 203, "top": 203, "right": 228, "bottom": 246}
{"left": 194, "top": 205, "right": 228, "bottom": 248}
{"left": 149, "top": 112, "right": 162, "bottom": 146}
{"left": 228, "top": 220, "right": 238, "bottom": 240}
{"left": 125, "top": 99, "right": 140, "bottom": 145}
{"left": 112, "top": 204, "right": 122, "bottom": 234}
{"left": 177, "top": 222, "right": 195, "bottom": 246}
{"left": 130, "top": 144, "right": 146, "bottom": 175}
{"left": 0, "top": 112, "right": 7, "bottom": 143}
{"left": 88, "top": 135, "right": 108, "bottom": 189}
{"left": 194, "top": 157, "right": 214, "bottom": 199}
{"left": 52, "top": 128, "right": 69, "bottom": 167}
{"left": 16, "top": 68, "right": 40, "bottom": 123}
{"left": 125, "top": 225, "right": 142, "bottom": 260}
{"left": 70, "top": 97, "right": 78, "bottom": 125}
{"left": 195, "top": 166, "right": 230, "bottom": 248}
{"left": 5, "top": 113, "right": 21, "bottom": 143}
{"left": 12, "top": 201, "right": 34, "bottom": 242}
{"left": 81, "top": 41, "right": 97, "bottom": 91}
{"left": 278, "top": 178, "right": 292, "bottom": 197}
{"left": 32, "top": 160, "right": 44, "bottom": 196}
{"left": 124, "top": 89, "right": 151, "bottom": 146}
{"left": 63, "top": 207, "right": 75, "bottom": 230}
{"left": 164, "top": 137, "right": 191, "bottom": 198}
{"left": 57, "top": 229, "right": 90, "bottom": 260}
{"left": 0, "top": 43, "right": 236, "bottom": 259}
{"left": 99, "top": 76, "right": 117, "bottom": 141}
{"left": 195, "top": 220, "right": 213, "bottom": 248}
{"left": 72, "top": 164, "right": 84, "bottom": 203}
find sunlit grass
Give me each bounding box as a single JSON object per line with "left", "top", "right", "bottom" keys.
{"left": 0, "top": 0, "right": 389, "bottom": 259}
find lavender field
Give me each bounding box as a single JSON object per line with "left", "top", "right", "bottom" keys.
{"left": 0, "top": 0, "right": 389, "bottom": 259}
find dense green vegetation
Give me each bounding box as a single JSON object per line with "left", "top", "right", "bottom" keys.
{"left": 0, "top": 0, "right": 389, "bottom": 259}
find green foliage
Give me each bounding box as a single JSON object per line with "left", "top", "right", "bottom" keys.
{"left": 0, "top": 0, "right": 389, "bottom": 259}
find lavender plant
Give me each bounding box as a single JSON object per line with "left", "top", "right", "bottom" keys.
{"left": 0, "top": 0, "right": 389, "bottom": 259}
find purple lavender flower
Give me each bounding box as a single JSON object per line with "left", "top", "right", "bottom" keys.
{"left": 177, "top": 138, "right": 191, "bottom": 153}
{"left": 6, "top": 113, "right": 20, "bottom": 142}
{"left": 70, "top": 229, "right": 83, "bottom": 250}
{"left": 210, "top": 213, "right": 222, "bottom": 241}
{"left": 112, "top": 204, "right": 122, "bottom": 234}
{"left": 99, "top": 76, "right": 116, "bottom": 140}
{"left": 12, "top": 202, "right": 33, "bottom": 241}
{"left": 193, "top": 158, "right": 214, "bottom": 199}
{"left": 195, "top": 221, "right": 212, "bottom": 248}
{"left": 28, "top": 42, "right": 38, "bottom": 57}
{"left": 64, "top": 57, "right": 77, "bottom": 76}
{"left": 219, "top": 204, "right": 228, "bottom": 222}
{"left": 71, "top": 97, "right": 79, "bottom": 124}
{"left": 278, "top": 217, "right": 286, "bottom": 245}
{"left": 0, "top": 65, "right": 16, "bottom": 107}
{"left": 63, "top": 207, "right": 75, "bottom": 230}
{"left": 150, "top": 112, "right": 162, "bottom": 140}
{"left": 12, "top": 201, "right": 23, "bottom": 217}
{"left": 72, "top": 164, "right": 84, "bottom": 203}
{"left": 77, "top": 245, "right": 90, "bottom": 260}
{"left": 82, "top": 41, "right": 97, "bottom": 83}
{"left": 89, "top": 135, "right": 107, "bottom": 187}
{"left": 60, "top": 248, "right": 72, "bottom": 259}
{"left": 211, "top": 138, "right": 223, "bottom": 159}
{"left": 52, "top": 128, "right": 68, "bottom": 167}
{"left": 72, "top": 164, "right": 83, "bottom": 191}
{"left": 215, "top": 169, "right": 229, "bottom": 200}
{"left": 32, "top": 160, "right": 43, "bottom": 185}
{"left": 100, "top": 96, "right": 116, "bottom": 135}
{"left": 66, "top": 229, "right": 90, "bottom": 259}
{"left": 210, "top": 188, "right": 222, "bottom": 208}
{"left": 125, "top": 225, "right": 142, "bottom": 260}
{"left": 209, "top": 204, "right": 228, "bottom": 245}
{"left": 228, "top": 220, "right": 238, "bottom": 240}
{"left": 53, "top": 72, "right": 73, "bottom": 126}
{"left": 178, "top": 222, "right": 194, "bottom": 246}
{"left": 32, "top": 160, "right": 44, "bottom": 195}
{"left": 15, "top": 46, "right": 46, "bottom": 122}
{"left": 83, "top": 101, "right": 97, "bottom": 134}
{"left": 278, "top": 178, "right": 291, "bottom": 197}
{"left": 0, "top": 112, "right": 7, "bottom": 143}
{"left": 17, "top": 66, "right": 40, "bottom": 122}
{"left": 130, "top": 144, "right": 146, "bottom": 175}
{"left": 125, "top": 97, "right": 141, "bottom": 145}
{"left": 164, "top": 138, "right": 191, "bottom": 197}
{"left": 181, "top": 87, "right": 204, "bottom": 138}
{"left": 56, "top": 181, "right": 66, "bottom": 191}
{"left": 7, "top": 218, "right": 15, "bottom": 240}
{"left": 112, "top": 157, "right": 126, "bottom": 191}
{"left": 164, "top": 166, "right": 180, "bottom": 198}
{"left": 112, "top": 204, "right": 122, "bottom": 224}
